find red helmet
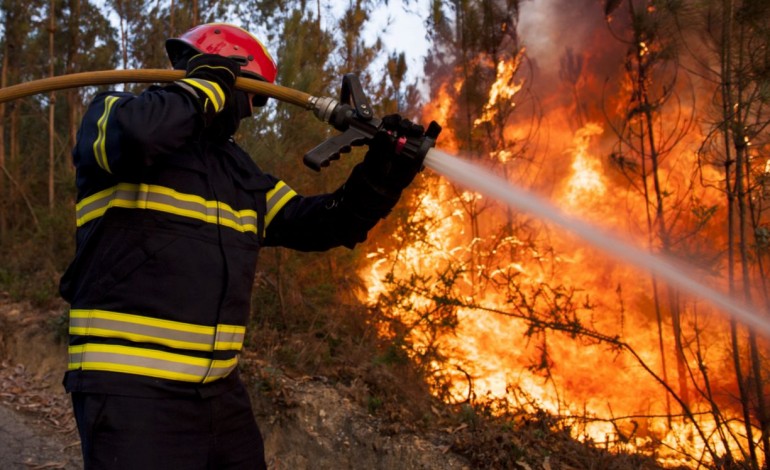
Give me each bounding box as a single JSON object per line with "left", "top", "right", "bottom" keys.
{"left": 166, "top": 23, "right": 277, "bottom": 84}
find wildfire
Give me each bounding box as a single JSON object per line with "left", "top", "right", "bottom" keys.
{"left": 360, "top": 8, "right": 767, "bottom": 468}
{"left": 423, "top": 82, "right": 459, "bottom": 154}
{"left": 474, "top": 52, "right": 525, "bottom": 127}
{"left": 562, "top": 122, "right": 606, "bottom": 208}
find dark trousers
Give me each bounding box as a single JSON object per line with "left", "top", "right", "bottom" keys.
{"left": 71, "top": 384, "right": 267, "bottom": 470}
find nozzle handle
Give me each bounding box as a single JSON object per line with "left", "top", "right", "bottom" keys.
{"left": 303, "top": 127, "right": 371, "bottom": 171}
{"left": 340, "top": 74, "right": 373, "bottom": 121}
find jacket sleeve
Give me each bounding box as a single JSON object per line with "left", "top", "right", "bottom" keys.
{"left": 263, "top": 163, "right": 400, "bottom": 251}
{"left": 73, "top": 86, "right": 203, "bottom": 178}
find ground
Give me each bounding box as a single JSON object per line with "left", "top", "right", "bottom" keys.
{"left": 0, "top": 295, "right": 471, "bottom": 469}
{"left": 0, "top": 298, "right": 82, "bottom": 469}
{"left": 0, "top": 401, "right": 81, "bottom": 469}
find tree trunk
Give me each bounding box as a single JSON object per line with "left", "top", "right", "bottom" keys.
{"left": 48, "top": 0, "right": 56, "bottom": 211}
{"left": 169, "top": 0, "right": 175, "bottom": 36}
{"left": 721, "top": 1, "right": 759, "bottom": 466}
{"left": 0, "top": 41, "right": 7, "bottom": 240}
{"left": 67, "top": 0, "right": 82, "bottom": 156}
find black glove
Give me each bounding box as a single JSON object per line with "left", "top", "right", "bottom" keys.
{"left": 178, "top": 54, "right": 240, "bottom": 126}
{"left": 362, "top": 113, "right": 426, "bottom": 197}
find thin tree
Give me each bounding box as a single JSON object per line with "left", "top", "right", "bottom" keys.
{"left": 667, "top": 0, "right": 770, "bottom": 465}
{"left": 603, "top": 1, "right": 708, "bottom": 440}
{"left": 48, "top": 0, "right": 56, "bottom": 211}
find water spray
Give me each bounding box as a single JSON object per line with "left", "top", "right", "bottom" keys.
{"left": 1, "top": 70, "right": 768, "bottom": 338}
{"left": 424, "top": 148, "right": 770, "bottom": 338}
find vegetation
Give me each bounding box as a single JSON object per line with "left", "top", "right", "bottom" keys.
{"left": 0, "top": 0, "right": 768, "bottom": 468}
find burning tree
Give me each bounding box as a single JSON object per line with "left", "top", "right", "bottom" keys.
{"left": 670, "top": 0, "right": 770, "bottom": 467}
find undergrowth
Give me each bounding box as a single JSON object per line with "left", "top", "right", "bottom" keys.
{"left": 242, "top": 246, "right": 677, "bottom": 469}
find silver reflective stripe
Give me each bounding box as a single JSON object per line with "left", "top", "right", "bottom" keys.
{"left": 69, "top": 309, "right": 245, "bottom": 352}
{"left": 177, "top": 78, "right": 226, "bottom": 112}
{"left": 214, "top": 325, "right": 246, "bottom": 350}
{"left": 68, "top": 343, "right": 237, "bottom": 383}
{"left": 75, "top": 183, "right": 258, "bottom": 233}
{"left": 265, "top": 181, "right": 298, "bottom": 229}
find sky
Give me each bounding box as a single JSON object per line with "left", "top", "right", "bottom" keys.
{"left": 97, "top": 0, "right": 433, "bottom": 95}
{"left": 354, "top": 0, "right": 602, "bottom": 103}
{"left": 363, "top": 0, "right": 432, "bottom": 86}
{"left": 314, "top": 0, "right": 433, "bottom": 99}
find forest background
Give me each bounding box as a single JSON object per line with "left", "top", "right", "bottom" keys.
{"left": 0, "top": 0, "right": 769, "bottom": 469}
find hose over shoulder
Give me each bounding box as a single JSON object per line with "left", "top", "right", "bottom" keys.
{"left": 0, "top": 69, "right": 314, "bottom": 109}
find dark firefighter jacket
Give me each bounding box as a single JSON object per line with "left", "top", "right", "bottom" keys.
{"left": 60, "top": 84, "right": 398, "bottom": 398}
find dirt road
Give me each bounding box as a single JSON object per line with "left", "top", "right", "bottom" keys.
{"left": 0, "top": 297, "right": 83, "bottom": 469}
{"left": 0, "top": 402, "right": 81, "bottom": 469}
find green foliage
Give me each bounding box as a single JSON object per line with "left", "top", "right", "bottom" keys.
{"left": 366, "top": 394, "right": 383, "bottom": 413}
{"left": 0, "top": 202, "right": 73, "bottom": 306}
{"left": 755, "top": 225, "right": 770, "bottom": 252}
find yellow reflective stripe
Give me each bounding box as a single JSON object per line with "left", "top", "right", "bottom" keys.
{"left": 68, "top": 343, "right": 237, "bottom": 383}
{"left": 75, "top": 183, "right": 258, "bottom": 234}
{"left": 214, "top": 324, "right": 247, "bottom": 350}
{"left": 93, "top": 96, "right": 120, "bottom": 174}
{"left": 69, "top": 309, "right": 245, "bottom": 352}
{"left": 178, "top": 78, "right": 226, "bottom": 112}
{"left": 265, "top": 181, "right": 297, "bottom": 230}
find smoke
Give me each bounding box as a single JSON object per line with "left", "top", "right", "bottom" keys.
{"left": 517, "top": 0, "right": 627, "bottom": 108}
{"left": 518, "top": 0, "right": 603, "bottom": 74}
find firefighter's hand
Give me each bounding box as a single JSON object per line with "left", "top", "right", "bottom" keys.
{"left": 178, "top": 54, "right": 240, "bottom": 125}
{"left": 362, "top": 114, "right": 426, "bottom": 196}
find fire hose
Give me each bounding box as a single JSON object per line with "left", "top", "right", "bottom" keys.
{"left": 0, "top": 69, "right": 441, "bottom": 171}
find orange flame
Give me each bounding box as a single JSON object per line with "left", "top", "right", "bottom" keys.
{"left": 475, "top": 52, "right": 525, "bottom": 127}
{"left": 361, "top": 31, "right": 767, "bottom": 467}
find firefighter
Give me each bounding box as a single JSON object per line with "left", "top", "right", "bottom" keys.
{"left": 60, "top": 23, "right": 427, "bottom": 469}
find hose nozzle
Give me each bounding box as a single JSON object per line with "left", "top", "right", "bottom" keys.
{"left": 309, "top": 96, "right": 339, "bottom": 123}
{"left": 303, "top": 74, "right": 441, "bottom": 171}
